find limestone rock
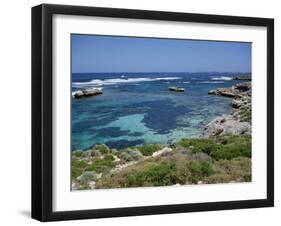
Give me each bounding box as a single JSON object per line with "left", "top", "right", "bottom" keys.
{"left": 202, "top": 115, "right": 251, "bottom": 138}
{"left": 73, "top": 87, "right": 103, "bottom": 99}
{"left": 152, "top": 147, "right": 172, "bottom": 157}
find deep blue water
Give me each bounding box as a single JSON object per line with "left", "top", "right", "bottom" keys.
{"left": 71, "top": 72, "right": 243, "bottom": 150}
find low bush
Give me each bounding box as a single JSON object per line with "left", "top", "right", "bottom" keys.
{"left": 179, "top": 138, "right": 218, "bottom": 155}
{"left": 126, "top": 163, "right": 177, "bottom": 187}
{"left": 72, "top": 166, "right": 83, "bottom": 179}
{"left": 72, "top": 151, "right": 84, "bottom": 158}
{"left": 73, "top": 135, "right": 251, "bottom": 189}
{"left": 71, "top": 159, "right": 88, "bottom": 179}
{"left": 96, "top": 152, "right": 215, "bottom": 188}
{"left": 96, "top": 159, "right": 177, "bottom": 188}
{"left": 85, "top": 156, "right": 115, "bottom": 173}
{"left": 93, "top": 144, "right": 111, "bottom": 154}
{"left": 118, "top": 151, "right": 133, "bottom": 163}
{"left": 205, "top": 157, "right": 251, "bottom": 184}
{"left": 72, "top": 158, "right": 88, "bottom": 168}
{"left": 176, "top": 159, "right": 214, "bottom": 184}
{"left": 211, "top": 135, "right": 251, "bottom": 160}
{"left": 137, "top": 144, "right": 161, "bottom": 156}
{"left": 180, "top": 135, "right": 251, "bottom": 160}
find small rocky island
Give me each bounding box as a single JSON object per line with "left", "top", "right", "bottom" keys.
{"left": 169, "top": 86, "right": 185, "bottom": 92}
{"left": 73, "top": 87, "right": 103, "bottom": 99}
{"left": 233, "top": 75, "right": 251, "bottom": 81}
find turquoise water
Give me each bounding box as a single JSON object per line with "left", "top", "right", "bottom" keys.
{"left": 72, "top": 72, "right": 240, "bottom": 150}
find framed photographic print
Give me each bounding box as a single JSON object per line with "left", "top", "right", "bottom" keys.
{"left": 32, "top": 4, "right": 274, "bottom": 221}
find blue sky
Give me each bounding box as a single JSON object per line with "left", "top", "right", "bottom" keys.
{"left": 72, "top": 34, "right": 251, "bottom": 73}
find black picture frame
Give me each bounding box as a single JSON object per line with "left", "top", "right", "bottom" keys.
{"left": 32, "top": 3, "right": 274, "bottom": 222}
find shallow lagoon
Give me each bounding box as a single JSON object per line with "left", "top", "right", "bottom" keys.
{"left": 72, "top": 72, "right": 240, "bottom": 150}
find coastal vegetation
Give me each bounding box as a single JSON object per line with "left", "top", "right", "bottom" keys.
{"left": 72, "top": 134, "right": 251, "bottom": 190}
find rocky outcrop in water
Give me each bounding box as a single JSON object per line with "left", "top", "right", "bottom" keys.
{"left": 233, "top": 75, "right": 251, "bottom": 81}
{"left": 203, "top": 82, "right": 251, "bottom": 138}
{"left": 169, "top": 86, "right": 185, "bottom": 92}
{"left": 73, "top": 87, "right": 103, "bottom": 99}
{"left": 208, "top": 82, "right": 251, "bottom": 98}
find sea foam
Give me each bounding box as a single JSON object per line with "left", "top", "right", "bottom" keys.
{"left": 198, "top": 81, "right": 225, "bottom": 84}
{"left": 72, "top": 77, "right": 181, "bottom": 87}
{"left": 211, "top": 76, "right": 232, "bottom": 81}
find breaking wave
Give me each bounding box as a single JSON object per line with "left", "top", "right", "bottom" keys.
{"left": 211, "top": 76, "right": 233, "bottom": 81}
{"left": 72, "top": 77, "right": 181, "bottom": 87}
{"left": 198, "top": 81, "right": 225, "bottom": 84}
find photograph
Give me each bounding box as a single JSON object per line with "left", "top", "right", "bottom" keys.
{"left": 71, "top": 34, "right": 252, "bottom": 190}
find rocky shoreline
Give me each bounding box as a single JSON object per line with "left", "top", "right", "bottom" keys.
{"left": 72, "top": 80, "right": 252, "bottom": 190}
{"left": 204, "top": 81, "right": 251, "bottom": 138}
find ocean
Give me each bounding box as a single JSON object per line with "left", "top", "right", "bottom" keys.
{"left": 71, "top": 72, "right": 242, "bottom": 150}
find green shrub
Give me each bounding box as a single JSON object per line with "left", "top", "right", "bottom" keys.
{"left": 71, "top": 159, "right": 88, "bottom": 179}
{"left": 126, "top": 163, "right": 177, "bottom": 187}
{"left": 180, "top": 135, "right": 251, "bottom": 160}
{"left": 93, "top": 144, "right": 111, "bottom": 154}
{"left": 137, "top": 144, "right": 161, "bottom": 156}
{"left": 175, "top": 159, "right": 192, "bottom": 184}
{"left": 211, "top": 135, "right": 251, "bottom": 160}
{"left": 72, "top": 151, "right": 84, "bottom": 157}
{"left": 74, "top": 135, "right": 251, "bottom": 188}
{"left": 85, "top": 157, "right": 115, "bottom": 173}
{"left": 96, "top": 161, "right": 177, "bottom": 188}
{"left": 118, "top": 151, "right": 133, "bottom": 163}
{"left": 176, "top": 159, "right": 214, "bottom": 184}
{"left": 179, "top": 138, "right": 219, "bottom": 155}
{"left": 210, "top": 144, "right": 250, "bottom": 160}
{"left": 72, "top": 159, "right": 88, "bottom": 168}
{"left": 198, "top": 161, "right": 214, "bottom": 177}
{"left": 205, "top": 157, "right": 251, "bottom": 184}
{"left": 215, "top": 134, "right": 251, "bottom": 146}
{"left": 103, "top": 154, "right": 115, "bottom": 161}
{"left": 72, "top": 166, "right": 83, "bottom": 179}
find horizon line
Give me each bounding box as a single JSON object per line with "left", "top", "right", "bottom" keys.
{"left": 72, "top": 71, "right": 252, "bottom": 74}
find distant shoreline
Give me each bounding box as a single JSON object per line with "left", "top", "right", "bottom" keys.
{"left": 72, "top": 72, "right": 252, "bottom": 75}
